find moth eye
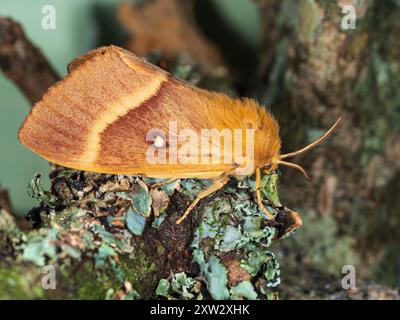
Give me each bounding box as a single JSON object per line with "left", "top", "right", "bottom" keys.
{"left": 265, "top": 163, "right": 272, "bottom": 170}
{"left": 153, "top": 136, "right": 166, "bottom": 148}
{"left": 245, "top": 122, "right": 254, "bottom": 129}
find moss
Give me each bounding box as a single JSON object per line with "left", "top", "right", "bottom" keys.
{"left": 0, "top": 265, "right": 44, "bottom": 299}
{"left": 68, "top": 263, "right": 116, "bottom": 300}
{"left": 55, "top": 255, "right": 150, "bottom": 300}
{"left": 119, "top": 244, "right": 158, "bottom": 298}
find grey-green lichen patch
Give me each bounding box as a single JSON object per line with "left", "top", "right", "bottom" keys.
{"left": 156, "top": 278, "right": 171, "bottom": 297}
{"left": 0, "top": 210, "right": 45, "bottom": 299}
{"left": 260, "top": 172, "right": 281, "bottom": 207}
{"left": 9, "top": 160, "right": 297, "bottom": 300}
{"left": 156, "top": 272, "right": 203, "bottom": 300}
{"left": 230, "top": 281, "right": 258, "bottom": 300}
{"left": 188, "top": 174, "right": 286, "bottom": 299}
{"left": 22, "top": 228, "right": 58, "bottom": 266}
{"left": 125, "top": 208, "right": 146, "bottom": 236}
{"left": 27, "top": 173, "right": 57, "bottom": 205}
{"left": 116, "top": 180, "right": 152, "bottom": 217}
{"left": 202, "top": 255, "right": 230, "bottom": 300}
{"left": 4, "top": 173, "right": 158, "bottom": 298}
{"left": 262, "top": 252, "right": 281, "bottom": 287}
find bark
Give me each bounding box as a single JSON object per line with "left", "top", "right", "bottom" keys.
{"left": 253, "top": 0, "right": 400, "bottom": 284}
{"left": 0, "top": 15, "right": 298, "bottom": 300}
{"left": 0, "top": 187, "right": 12, "bottom": 215}
{"left": 0, "top": 18, "right": 59, "bottom": 103}
{"left": 1, "top": 0, "right": 399, "bottom": 298}
{"left": 117, "top": 0, "right": 223, "bottom": 70}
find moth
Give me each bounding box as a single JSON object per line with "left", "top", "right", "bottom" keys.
{"left": 18, "top": 46, "right": 341, "bottom": 224}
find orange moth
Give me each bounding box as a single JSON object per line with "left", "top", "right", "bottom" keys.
{"left": 18, "top": 46, "right": 341, "bottom": 224}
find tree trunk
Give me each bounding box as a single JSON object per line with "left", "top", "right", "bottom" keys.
{"left": 1, "top": 0, "right": 399, "bottom": 299}
{"left": 253, "top": 0, "right": 400, "bottom": 284}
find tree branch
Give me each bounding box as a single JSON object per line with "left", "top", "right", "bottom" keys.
{"left": 0, "top": 17, "right": 59, "bottom": 104}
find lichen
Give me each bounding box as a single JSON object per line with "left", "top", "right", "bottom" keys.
{"left": 1, "top": 57, "right": 299, "bottom": 300}
{"left": 19, "top": 164, "right": 297, "bottom": 299}
{"left": 156, "top": 272, "right": 203, "bottom": 300}
{"left": 155, "top": 172, "right": 291, "bottom": 300}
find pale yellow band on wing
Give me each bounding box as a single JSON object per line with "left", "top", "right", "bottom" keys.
{"left": 80, "top": 74, "right": 167, "bottom": 165}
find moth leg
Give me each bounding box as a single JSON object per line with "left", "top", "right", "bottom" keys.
{"left": 151, "top": 178, "right": 178, "bottom": 189}
{"left": 256, "top": 167, "right": 275, "bottom": 220}
{"left": 176, "top": 176, "right": 229, "bottom": 225}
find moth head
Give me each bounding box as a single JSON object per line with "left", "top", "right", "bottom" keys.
{"left": 265, "top": 117, "right": 342, "bottom": 181}
{"left": 263, "top": 160, "right": 278, "bottom": 174}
